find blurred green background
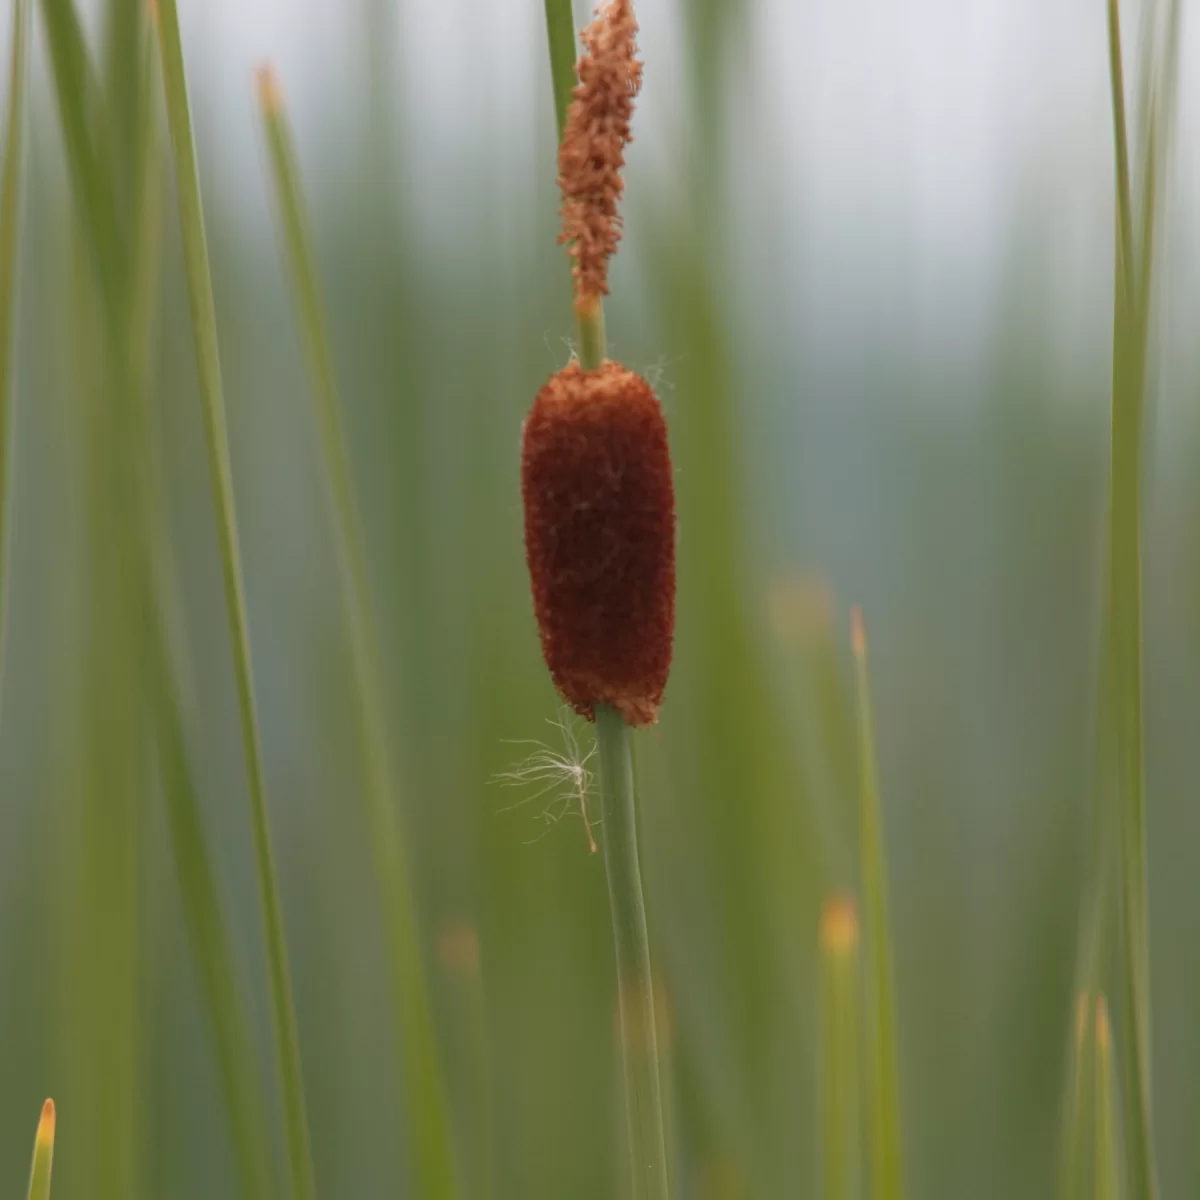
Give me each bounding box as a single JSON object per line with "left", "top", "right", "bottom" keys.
{"left": 2, "top": 0, "right": 1200, "bottom": 1196}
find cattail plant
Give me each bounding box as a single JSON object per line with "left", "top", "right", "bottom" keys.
{"left": 533, "top": 1, "right": 673, "bottom": 1196}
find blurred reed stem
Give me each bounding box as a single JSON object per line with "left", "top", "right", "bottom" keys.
{"left": 850, "top": 610, "right": 905, "bottom": 1200}
{"left": 1101, "top": 3, "right": 1181, "bottom": 1196}
{"left": 1057, "top": 994, "right": 1095, "bottom": 1200}
{"left": 25, "top": 1100, "right": 55, "bottom": 1200}
{"left": 0, "top": 0, "right": 29, "bottom": 686}
{"left": 255, "top": 66, "right": 461, "bottom": 1200}
{"left": 1093, "top": 997, "right": 1120, "bottom": 1200}
{"left": 596, "top": 704, "right": 671, "bottom": 1200}
{"left": 819, "top": 896, "right": 862, "bottom": 1200}
{"left": 153, "top": 5, "right": 317, "bottom": 1198}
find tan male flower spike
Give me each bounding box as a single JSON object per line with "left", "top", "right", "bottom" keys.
{"left": 557, "top": 0, "right": 643, "bottom": 312}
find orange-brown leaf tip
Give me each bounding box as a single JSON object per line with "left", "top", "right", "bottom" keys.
{"left": 1095, "top": 994, "right": 1112, "bottom": 1052}
{"left": 558, "top": 0, "right": 642, "bottom": 303}
{"left": 522, "top": 361, "right": 675, "bottom": 726}
{"left": 436, "top": 921, "right": 481, "bottom": 977}
{"left": 850, "top": 606, "right": 867, "bottom": 658}
{"left": 819, "top": 895, "right": 860, "bottom": 955}
{"left": 36, "top": 1099, "right": 55, "bottom": 1148}
{"left": 255, "top": 64, "right": 283, "bottom": 113}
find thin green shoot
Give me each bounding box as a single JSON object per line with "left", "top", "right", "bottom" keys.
{"left": 596, "top": 703, "right": 671, "bottom": 1200}
{"left": 0, "top": 0, "right": 29, "bottom": 687}
{"left": 152, "top": 5, "right": 318, "bottom": 1199}
{"left": 850, "top": 609, "right": 905, "bottom": 1200}
{"left": 254, "top": 63, "right": 460, "bottom": 1199}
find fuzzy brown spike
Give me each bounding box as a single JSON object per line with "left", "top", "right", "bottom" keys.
{"left": 522, "top": 362, "right": 675, "bottom": 726}
{"left": 557, "top": 0, "right": 642, "bottom": 306}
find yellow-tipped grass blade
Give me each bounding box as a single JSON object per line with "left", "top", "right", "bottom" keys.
{"left": 26, "top": 1100, "right": 55, "bottom": 1200}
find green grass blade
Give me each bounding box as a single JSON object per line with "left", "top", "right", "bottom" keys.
{"left": 819, "top": 896, "right": 862, "bottom": 1200}
{"left": 0, "top": 0, "right": 30, "bottom": 683}
{"left": 1094, "top": 997, "right": 1121, "bottom": 1200}
{"left": 850, "top": 610, "right": 905, "bottom": 1200}
{"left": 35, "top": 0, "right": 124, "bottom": 312}
{"left": 150, "top": 622, "right": 278, "bottom": 1200}
{"left": 152, "top": 6, "right": 318, "bottom": 1199}
{"left": 596, "top": 704, "right": 671, "bottom": 1200}
{"left": 25, "top": 1100, "right": 55, "bottom": 1200}
{"left": 543, "top": 0, "right": 578, "bottom": 144}
{"left": 1101, "top": 3, "right": 1180, "bottom": 1196}
{"left": 254, "top": 64, "right": 461, "bottom": 1199}
{"left": 1106, "top": 0, "right": 1135, "bottom": 315}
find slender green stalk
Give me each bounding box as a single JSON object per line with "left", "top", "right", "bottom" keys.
{"left": 25, "top": 1100, "right": 55, "bottom": 1200}
{"left": 1102, "top": 3, "right": 1179, "bottom": 1195}
{"left": 153, "top": 6, "right": 317, "bottom": 1199}
{"left": 150, "top": 613, "right": 277, "bottom": 1200}
{"left": 819, "top": 896, "right": 862, "bottom": 1200}
{"left": 36, "top": 0, "right": 123, "bottom": 313}
{"left": 850, "top": 610, "right": 905, "bottom": 1200}
{"left": 543, "top": 0, "right": 607, "bottom": 369}
{"left": 0, "top": 0, "right": 29, "bottom": 686}
{"left": 255, "top": 66, "right": 460, "bottom": 1198}
{"left": 543, "top": 0, "right": 579, "bottom": 142}
{"left": 1093, "top": 997, "right": 1120, "bottom": 1200}
{"left": 596, "top": 704, "right": 670, "bottom": 1200}
{"left": 1106, "top": 0, "right": 1135, "bottom": 313}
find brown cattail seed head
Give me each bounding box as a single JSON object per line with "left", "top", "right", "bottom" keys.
{"left": 522, "top": 361, "right": 675, "bottom": 726}
{"left": 558, "top": 0, "right": 642, "bottom": 306}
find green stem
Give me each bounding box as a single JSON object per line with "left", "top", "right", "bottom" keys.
{"left": 577, "top": 303, "right": 607, "bottom": 371}
{"left": 543, "top": 0, "right": 578, "bottom": 143}
{"left": 153, "top": 6, "right": 317, "bottom": 1200}
{"left": 0, "top": 0, "right": 28, "bottom": 689}
{"left": 256, "top": 68, "right": 460, "bottom": 1199}
{"left": 851, "top": 612, "right": 905, "bottom": 1200}
{"left": 596, "top": 704, "right": 670, "bottom": 1200}
{"left": 1103, "top": 3, "right": 1166, "bottom": 1196}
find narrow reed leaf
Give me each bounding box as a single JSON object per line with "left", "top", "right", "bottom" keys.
{"left": 1102, "top": 3, "right": 1179, "bottom": 1196}
{"left": 153, "top": 6, "right": 317, "bottom": 1199}
{"left": 151, "top": 621, "right": 277, "bottom": 1200}
{"left": 819, "top": 896, "right": 862, "bottom": 1200}
{"left": 850, "top": 610, "right": 905, "bottom": 1200}
{"left": 0, "top": 0, "right": 30, "bottom": 684}
{"left": 255, "top": 64, "right": 460, "bottom": 1199}
{"left": 35, "top": 0, "right": 124, "bottom": 312}
{"left": 1106, "top": 0, "right": 1135, "bottom": 313}
{"left": 596, "top": 704, "right": 671, "bottom": 1200}
{"left": 25, "top": 1099, "right": 55, "bottom": 1200}
{"left": 1094, "top": 997, "right": 1121, "bottom": 1200}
